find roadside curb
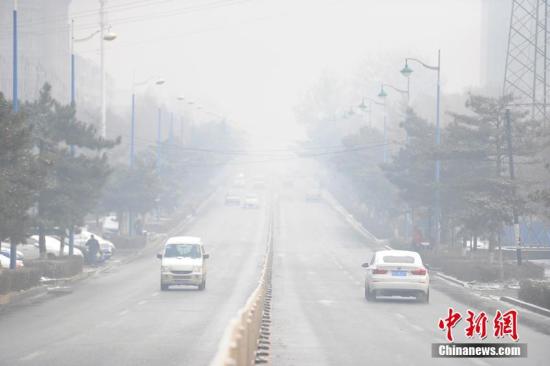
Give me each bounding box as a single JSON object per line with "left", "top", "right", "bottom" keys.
{"left": 434, "top": 271, "right": 469, "bottom": 287}
{"left": 500, "top": 296, "right": 550, "bottom": 318}
{"left": 0, "top": 285, "right": 48, "bottom": 311}
{"left": 321, "top": 190, "right": 386, "bottom": 249}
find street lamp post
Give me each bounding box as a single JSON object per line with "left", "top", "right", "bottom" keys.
{"left": 70, "top": 19, "right": 116, "bottom": 108}
{"left": 400, "top": 49, "right": 442, "bottom": 247}
{"left": 12, "top": 0, "right": 18, "bottom": 112}
{"left": 130, "top": 77, "right": 165, "bottom": 167}
{"left": 68, "top": 20, "right": 115, "bottom": 255}
{"left": 377, "top": 87, "right": 389, "bottom": 163}
{"left": 359, "top": 96, "right": 386, "bottom": 161}
{"left": 128, "top": 77, "right": 164, "bottom": 235}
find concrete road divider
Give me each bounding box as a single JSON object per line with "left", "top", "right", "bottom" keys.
{"left": 210, "top": 203, "right": 274, "bottom": 366}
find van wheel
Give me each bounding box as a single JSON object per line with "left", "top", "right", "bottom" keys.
{"left": 160, "top": 283, "right": 169, "bottom": 291}
{"left": 198, "top": 280, "right": 206, "bottom": 291}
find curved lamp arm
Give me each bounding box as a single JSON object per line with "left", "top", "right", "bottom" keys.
{"left": 382, "top": 83, "right": 408, "bottom": 94}
{"left": 405, "top": 57, "right": 439, "bottom": 71}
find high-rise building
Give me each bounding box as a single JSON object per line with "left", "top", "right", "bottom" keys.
{"left": 0, "top": 0, "right": 72, "bottom": 103}
{"left": 480, "top": 0, "right": 513, "bottom": 96}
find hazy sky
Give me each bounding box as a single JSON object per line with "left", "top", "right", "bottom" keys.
{"left": 71, "top": 0, "right": 482, "bottom": 146}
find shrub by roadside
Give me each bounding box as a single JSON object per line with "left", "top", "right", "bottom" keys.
{"left": 0, "top": 256, "right": 83, "bottom": 295}
{"left": 421, "top": 250, "right": 544, "bottom": 282}
{"left": 519, "top": 280, "right": 550, "bottom": 310}
{"left": 0, "top": 268, "right": 42, "bottom": 294}
{"left": 25, "top": 256, "right": 83, "bottom": 278}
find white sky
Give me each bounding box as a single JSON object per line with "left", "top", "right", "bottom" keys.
{"left": 71, "top": 0, "right": 482, "bottom": 146}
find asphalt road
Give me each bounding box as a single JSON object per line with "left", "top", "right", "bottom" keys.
{"left": 0, "top": 191, "right": 268, "bottom": 366}
{"left": 271, "top": 192, "right": 550, "bottom": 366}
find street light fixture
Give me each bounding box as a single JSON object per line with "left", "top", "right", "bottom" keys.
{"left": 70, "top": 19, "right": 117, "bottom": 106}
{"left": 400, "top": 62, "right": 413, "bottom": 78}
{"left": 400, "top": 50, "right": 442, "bottom": 247}
{"left": 378, "top": 86, "right": 388, "bottom": 99}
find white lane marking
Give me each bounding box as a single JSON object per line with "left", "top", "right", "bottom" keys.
{"left": 151, "top": 292, "right": 159, "bottom": 297}
{"left": 318, "top": 299, "right": 335, "bottom": 306}
{"left": 410, "top": 324, "right": 424, "bottom": 332}
{"left": 395, "top": 312, "right": 406, "bottom": 320}
{"left": 119, "top": 309, "right": 129, "bottom": 316}
{"left": 19, "top": 351, "right": 42, "bottom": 361}
{"left": 354, "top": 280, "right": 361, "bottom": 286}
{"left": 137, "top": 300, "right": 147, "bottom": 305}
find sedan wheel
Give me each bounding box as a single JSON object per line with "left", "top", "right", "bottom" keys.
{"left": 198, "top": 279, "right": 206, "bottom": 291}
{"left": 417, "top": 290, "right": 429, "bottom": 303}
{"left": 364, "top": 285, "right": 374, "bottom": 301}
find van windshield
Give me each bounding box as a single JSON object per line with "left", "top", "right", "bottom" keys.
{"left": 164, "top": 244, "right": 201, "bottom": 258}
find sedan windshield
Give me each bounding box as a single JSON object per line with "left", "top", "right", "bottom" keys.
{"left": 164, "top": 244, "right": 201, "bottom": 258}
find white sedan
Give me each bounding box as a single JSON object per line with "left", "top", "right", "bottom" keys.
{"left": 362, "top": 250, "right": 429, "bottom": 303}
{"left": 0, "top": 253, "right": 24, "bottom": 269}
{"left": 29, "top": 235, "right": 83, "bottom": 258}
{"left": 73, "top": 229, "right": 116, "bottom": 257}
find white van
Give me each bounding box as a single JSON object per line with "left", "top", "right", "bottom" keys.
{"left": 157, "top": 236, "right": 209, "bottom": 291}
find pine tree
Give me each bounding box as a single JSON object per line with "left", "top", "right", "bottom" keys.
{"left": 24, "top": 84, "right": 118, "bottom": 256}
{"left": 0, "top": 93, "right": 40, "bottom": 269}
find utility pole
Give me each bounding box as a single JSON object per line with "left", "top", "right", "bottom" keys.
{"left": 505, "top": 108, "right": 522, "bottom": 265}
{"left": 99, "top": 0, "right": 106, "bottom": 138}
{"left": 12, "top": 0, "right": 19, "bottom": 113}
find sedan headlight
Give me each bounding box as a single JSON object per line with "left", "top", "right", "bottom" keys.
{"left": 192, "top": 265, "right": 202, "bottom": 273}
{"left": 161, "top": 266, "right": 171, "bottom": 273}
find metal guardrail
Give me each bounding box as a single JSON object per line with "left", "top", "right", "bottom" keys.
{"left": 210, "top": 203, "right": 274, "bottom": 366}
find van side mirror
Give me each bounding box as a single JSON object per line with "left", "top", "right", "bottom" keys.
{"left": 203, "top": 253, "right": 210, "bottom": 259}
{"left": 156, "top": 253, "right": 162, "bottom": 259}
{"left": 361, "top": 263, "right": 369, "bottom": 268}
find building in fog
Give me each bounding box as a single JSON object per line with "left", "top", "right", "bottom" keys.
{"left": 480, "top": 0, "right": 513, "bottom": 96}
{"left": 0, "top": 0, "right": 72, "bottom": 103}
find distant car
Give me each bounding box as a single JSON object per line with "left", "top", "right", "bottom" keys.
{"left": 243, "top": 195, "right": 260, "bottom": 209}
{"left": 305, "top": 189, "right": 322, "bottom": 201}
{"left": 102, "top": 215, "right": 119, "bottom": 238}
{"left": 0, "top": 243, "right": 24, "bottom": 260}
{"left": 157, "top": 236, "right": 209, "bottom": 291}
{"left": 225, "top": 192, "right": 241, "bottom": 206}
{"left": 0, "top": 252, "right": 24, "bottom": 269}
{"left": 29, "top": 235, "right": 84, "bottom": 258}
{"left": 362, "top": 250, "right": 429, "bottom": 303}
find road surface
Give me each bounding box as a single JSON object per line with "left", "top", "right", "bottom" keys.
{"left": 272, "top": 192, "right": 550, "bottom": 366}
{"left": 0, "top": 191, "right": 268, "bottom": 366}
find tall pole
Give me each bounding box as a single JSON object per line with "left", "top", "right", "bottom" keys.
{"left": 170, "top": 112, "right": 174, "bottom": 141}
{"left": 12, "top": 0, "right": 19, "bottom": 113}
{"left": 130, "top": 93, "right": 136, "bottom": 167}
{"left": 99, "top": 0, "right": 106, "bottom": 138}
{"left": 505, "top": 109, "right": 522, "bottom": 265}
{"left": 157, "top": 107, "right": 162, "bottom": 172}
{"left": 383, "top": 97, "right": 387, "bottom": 163}
{"left": 434, "top": 49, "right": 441, "bottom": 248}
{"left": 70, "top": 19, "right": 76, "bottom": 105}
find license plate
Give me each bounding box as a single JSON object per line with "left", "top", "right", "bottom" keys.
{"left": 392, "top": 270, "right": 407, "bottom": 277}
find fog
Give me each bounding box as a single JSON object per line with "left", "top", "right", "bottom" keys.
{"left": 71, "top": 0, "right": 482, "bottom": 147}
{"left": 2, "top": 1, "right": 550, "bottom": 366}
